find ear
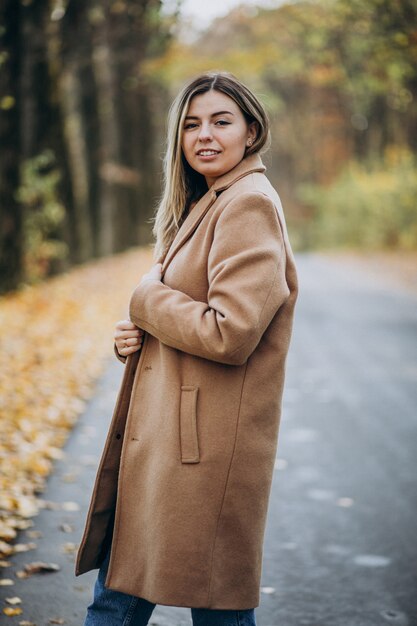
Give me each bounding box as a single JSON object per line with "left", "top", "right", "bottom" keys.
{"left": 248, "top": 121, "right": 258, "bottom": 143}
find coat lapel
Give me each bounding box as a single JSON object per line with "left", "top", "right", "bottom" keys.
{"left": 161, "top": 187, "right": 218, "bottom": 274}
{"left": 161, "top": 153, "right": 266, "bottom": 275}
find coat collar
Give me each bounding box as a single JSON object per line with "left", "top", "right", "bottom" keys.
{"left": 161, "top": 152, "right": 266, "bottom": 274}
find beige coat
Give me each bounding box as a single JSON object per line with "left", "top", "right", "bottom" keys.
{"left": 76, "top": 152, "right": 298, "bottom": 610}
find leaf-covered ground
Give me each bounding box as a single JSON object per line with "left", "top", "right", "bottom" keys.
{"left": 0, "top": 247, "right": 153, "bottom": 558}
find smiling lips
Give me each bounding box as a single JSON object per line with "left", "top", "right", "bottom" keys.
{"left": 196, "top": 149, "right": 221, "bottom": 156}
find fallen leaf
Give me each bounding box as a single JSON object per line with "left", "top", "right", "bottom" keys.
{"left": 5, "top": 597, "right": 22, "bottom": 604}
{"left": 61, "top": 542, "right": 78, "bottom": 554}
{"left": 0, "top": 249, "right": 153, "bottom": 548}
{"left": 61, "top": 502, "right": 80, "bottom": 512}
{"left": 14, "top": 520, "right": 34, "bottom": 531}
{"left": 0, "top": 578, "right": 14, "bottom": 585}
{"left": 13, "top": 542, "right": 37, "bottom": 553}
{"left": 49, "top": 619, "right": 65, "bottom": 624}
{"left": 26, "top": 530, "right": 43, "bottom": 539}
{"left": 59, "top": 524, "right": 74, "bottom": 533}
{"left": 0, "top": 526, "right": 16, "bottom": 541}
{"left": 21, "top": 561, "right": 61, "bottom": 576}
{"left": 19, "top": 622, "right": 37, "bottom": 626}
{"left": 0, "top": 560, "right": 11, "bottom": 567}
{"left": 3, "top": 607, "right": 23, "bottom": 616}
{"left": 0, "top": 541, "right": 13, "bottom": 556}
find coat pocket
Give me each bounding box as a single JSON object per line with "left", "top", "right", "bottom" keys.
{"left": 179, "top": 386, "right": 200, "bottom": 463}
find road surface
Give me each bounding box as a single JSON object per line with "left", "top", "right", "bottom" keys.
{"left": 1, "top": 253, "right": 416, "bottom": 626}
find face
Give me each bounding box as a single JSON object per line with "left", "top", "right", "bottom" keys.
{"left": 181, "top": 90, "right": 257, "bottom": 188}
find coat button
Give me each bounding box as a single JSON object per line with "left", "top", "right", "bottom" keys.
{"left": 116, "top": 433, "right": 121, "bottom": 440}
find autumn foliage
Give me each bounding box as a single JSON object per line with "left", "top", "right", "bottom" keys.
{"left": 0, "top": 247, "right": 153, "bottom": 555}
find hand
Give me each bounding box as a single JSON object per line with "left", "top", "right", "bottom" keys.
{"left": 139, "top": 263, "right": 163, "bottom": 284}
{"left": 114, "top": 320, "right": 144, "bottom": 357}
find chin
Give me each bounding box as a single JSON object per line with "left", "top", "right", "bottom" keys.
{"left": 194, "top": 164, "right": 221, "bottom": 175}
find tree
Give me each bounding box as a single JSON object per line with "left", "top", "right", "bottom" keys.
{"left": 0, "top": 0, "right": 176, "bottom": 293}
{"left": 0, "top": 2, "right": 23, "bottom": 293}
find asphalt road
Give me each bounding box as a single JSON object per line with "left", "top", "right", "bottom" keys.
{"left": 1, "top": 253, "right": 416, "bottom": 626}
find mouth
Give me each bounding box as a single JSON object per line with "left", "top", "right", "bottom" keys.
{"left": 196, "top": 149, "right": 221, "bottom": 159}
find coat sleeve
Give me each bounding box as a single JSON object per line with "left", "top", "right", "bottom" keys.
{"left": 129, "top": 192, "right": 290, "bottom": 365}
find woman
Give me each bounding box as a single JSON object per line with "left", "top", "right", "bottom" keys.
{"left": 76, "top": 71, "right": 298, "bottom": 626}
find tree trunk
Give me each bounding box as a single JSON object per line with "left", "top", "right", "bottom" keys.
{"left": 0, "top": 2, "right": 22, "bottom": 293}
{"left": 90, "top": 3, "right": 122, "bottom": 256}
{"left": 58, "top": 64, "right": 94, "bottom": 262}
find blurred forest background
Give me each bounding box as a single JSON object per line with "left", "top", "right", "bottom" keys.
{"left": 1, "top": 2, "right": 417, "bottom": 613}
{"left": 1, "top": 0, "right": 417, "bottom": 294}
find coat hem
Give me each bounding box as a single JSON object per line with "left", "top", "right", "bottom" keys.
{"left": 103, "top": 578, "right": 259, "bottom": 610}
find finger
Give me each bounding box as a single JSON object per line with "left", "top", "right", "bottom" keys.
{"left": 115, "top": 333, "right": 144, "bottom": 347}
{"left": 123, "top": 336, "right": 142, "bottom": 347}
{"left": 120, "top": 328, "right": 144, "bottom": 337}
{"left": 116, "top": 335, "right": 144, "bottom": 350}
{"left": 119, "top": 344, "right": 142, "bottom": 356}
{"left": 115, "top": 329, "right": 141, "bottom": 340}
{"left": 115, "top": 319, "right": 137, "bottom": 331}
{"left": 118, "top": 341, "right": 141, "bottom": 353}
{"left": 116, "top": 339, "right": 135, "bottom": 352}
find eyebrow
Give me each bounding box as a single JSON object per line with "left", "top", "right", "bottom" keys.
{"left": 184, "top": 110, "right": 235, "bottom": 120}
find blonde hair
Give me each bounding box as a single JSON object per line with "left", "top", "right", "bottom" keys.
{"left": 152, "top": 71, "right": 271, "bottom": 262}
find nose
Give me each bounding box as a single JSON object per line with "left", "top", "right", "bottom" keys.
{"left": 198, "top": 121, "right": 213, "bottom": 142}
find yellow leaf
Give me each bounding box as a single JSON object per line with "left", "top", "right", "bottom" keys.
{"left": 0, "top": 541, "right": 13, "bottom": 555}
{"left": 0, "top": 248, "right": 153, "bottom": 544}
{"left": 13, "top": 542, "right": 37, "bottom": 553}
{"left": 61, "top": 542, "right": 78, "bottom": 554}
{"left": 0, "top": 96, "right": 16, "bottom": 110}
{"left": 3, "top": 607, "right": 23, "bottom": 616}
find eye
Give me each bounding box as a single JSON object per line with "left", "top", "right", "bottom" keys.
{"left": 215, "top": 120, "right": 230, "bottom": 126}
{"left": 184, "top": 123, "right": 198, "bottom": 129}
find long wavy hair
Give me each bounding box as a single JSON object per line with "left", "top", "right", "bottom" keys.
{"left": 151, "top": 71, "right": 271, "bottom": 262}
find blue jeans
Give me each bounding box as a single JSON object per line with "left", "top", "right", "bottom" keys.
{"left": 84, "top": 545, "right": 257, "bottom": 626}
